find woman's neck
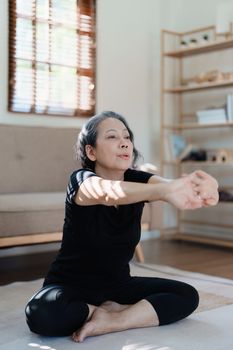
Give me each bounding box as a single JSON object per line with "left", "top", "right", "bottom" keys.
{"left": 94, "top": 166, "right": 125, "bottom": 181}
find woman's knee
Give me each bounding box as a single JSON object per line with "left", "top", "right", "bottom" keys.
{"left": 25, "top": 285, "right": 89, "bottom": 336}
{"left": 145, "top": 282, "right": 199, "bottom": 325}
{"left": 186, "top": 284, "right": 199, "bottom": 313}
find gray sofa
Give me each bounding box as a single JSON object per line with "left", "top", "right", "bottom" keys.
{"left": 0, "top": 125, "right": 79, "bottom": 248}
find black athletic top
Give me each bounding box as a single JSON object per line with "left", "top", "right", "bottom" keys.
{"left": 44, "top": 168, "right": 154, "bottom": 289}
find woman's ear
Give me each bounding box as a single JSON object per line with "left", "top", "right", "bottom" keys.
{"left": 85, "top": 144, "right": 96, "bottom": 162}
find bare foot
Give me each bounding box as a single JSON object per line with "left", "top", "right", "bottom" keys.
{"left": 72, "top": 299, "right": 159, "bottom": 343}
{"left": 72, "top": 306, "right": 121, "bottom": 343}
{"left": 100, "top": 301, "right": 130, "bottom": 312}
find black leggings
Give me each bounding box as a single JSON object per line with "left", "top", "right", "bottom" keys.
{"left": 25, "top": 276, "right": 199, "bottom": 337}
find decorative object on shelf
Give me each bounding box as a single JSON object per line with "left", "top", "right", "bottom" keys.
{"left": 180, "top": 40, "right": 188, "bottom": 49}
{"left": 219, "top": 188, "right": 233, "bottom": 202}
{"left": 218, "top": 149, "right": 228, "bottom": 163}
{"left": 196, "top": 108, "right": 227, "bottom": 124}
{"left": 181, "top": 35, "right": 211, "bottom": 49}
{"left": 222, "top": 71, "right": 233, "bottom": 81}
{"left": 206, "top": 148, "right": 233, "bottom": 163}
{"left": 189, "top": 38, "right": 198, "bottom": 47}
{"left": 181, "top": 70, "right": 233, "bottom": 87}
{"left": 202, "top": 34, "right": 209, "bottom": 44}
{"left": 195, "top": 70, "right": 221, "bottom": 84}
{"left": 181, "top": 149, "right": 207, "bottom": 162}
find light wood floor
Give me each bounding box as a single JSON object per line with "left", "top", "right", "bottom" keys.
{"left": 0, "top": 239, "right": 233, "bottom": 285}
{"left": 141, "top": 239, "right": 233, "bottom": 279}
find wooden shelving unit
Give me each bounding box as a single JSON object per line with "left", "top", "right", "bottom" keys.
{"left": 160, "top": 25, "right": 233, "bottom": 247}
{"left": 164, "top": 79, "right": 233, "bottom": 93}
{"left": 163, "top": 122, "right": 233, "bottom": 130}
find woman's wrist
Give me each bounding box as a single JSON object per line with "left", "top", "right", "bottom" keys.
{"left": 152, "top": 182, "right": 171, "bottom": 202}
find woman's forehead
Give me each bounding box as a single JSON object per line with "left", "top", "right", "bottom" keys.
{"left": 98, "top": 118, "right": 128, "bottom": 132}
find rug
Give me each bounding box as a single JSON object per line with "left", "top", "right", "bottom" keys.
{"left": 1, "top": 262, "right": 233, "bottom": 350}
{"left": 132, "top": 263, "right": 233, "bottom": 312}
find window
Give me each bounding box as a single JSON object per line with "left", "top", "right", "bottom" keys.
{"left": 9, "top": 0, "right": 96, "bottom": 117}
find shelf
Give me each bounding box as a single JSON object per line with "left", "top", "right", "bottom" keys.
{"left": 181, "top": 219, "right": 233, "bottom": 228}
{"left": 162, "top": 160, "right": 233, "bottom": 166}
{"left": 164, "top": 79, "right": 233, "bottom": 93}
{"left": 164, "top": 38, "right": 233, "bottom": 58}
{"left": 163, "top": 122, "right": 233, "bottom": 130}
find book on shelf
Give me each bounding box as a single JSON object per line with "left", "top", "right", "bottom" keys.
{"left": 164, "top": 133, "right": 198, "bottom": 162}
{"left": 226, "top": 94, "right": 233, "bottom": 122}
{"left": 165, "top": 134, "right": 190, "bottom": 161}
{"left": 196, "top": 108, "right": 227, "bottom": 124}
{"left": 169, "top": 134, "right": 187, "bottom": 160}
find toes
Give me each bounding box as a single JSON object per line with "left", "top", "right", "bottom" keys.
{"left": 72, "top": 322, "right": 93, "bottom": 343}
{"left": 72, "top": 331, "right": 80, "bottom": 343}
{"left": 72, "top": 329, "right": 86, "bottom": 343}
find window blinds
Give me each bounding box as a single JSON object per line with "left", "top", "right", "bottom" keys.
{"left": 9, "top": 0, "right": 96, "bottom": 117}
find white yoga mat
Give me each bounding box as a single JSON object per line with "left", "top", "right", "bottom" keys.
{"left": 1, "top": 263, "right": 233, "bottom": 350}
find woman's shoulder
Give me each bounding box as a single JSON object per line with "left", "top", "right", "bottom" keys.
{"left": 66, "top": 168, "right": 97, "bottom": 205}
{"left": 69, "top": 168, "right": 97, "bottom": 187}
{"left": 124, "top": 167, "right": 154, "bottom": 183}
{"left": 70, "top": 167, "right": 96, "bottom": 178}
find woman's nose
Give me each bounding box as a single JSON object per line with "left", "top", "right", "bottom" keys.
{"left": 121, "top": 143, "right": 128, "bottom": 148}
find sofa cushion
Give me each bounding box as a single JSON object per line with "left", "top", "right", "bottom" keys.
{"left": 0, "top": 192, "right": 65, "bottom": 211}
{"left": 0, "top": 125, "right": 79, "bottom": 194}
{"left": 0, "top": 192, "right": 66, "bottom": 237}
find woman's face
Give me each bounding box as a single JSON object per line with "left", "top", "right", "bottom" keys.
{"left": 86, "top": 117, "right": 134, "bottom": 178}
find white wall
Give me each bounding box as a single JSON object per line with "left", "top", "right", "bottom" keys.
{"left": 160, "top": 0, "right": 232, "bottom": 32}
{"left": 96, "top": 0, "right": 161, "bottom": 165}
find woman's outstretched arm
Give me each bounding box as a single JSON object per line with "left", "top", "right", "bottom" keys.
{"left": 74, "top": 170, "right": 218, "bottom": 210}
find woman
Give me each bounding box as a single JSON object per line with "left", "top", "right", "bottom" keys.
{"left": 25, "top": 111, "right": 219, "bottom": 342}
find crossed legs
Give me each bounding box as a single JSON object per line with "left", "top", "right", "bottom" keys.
{"left": 25, "top": 277, "right": 199, "bottom": 341}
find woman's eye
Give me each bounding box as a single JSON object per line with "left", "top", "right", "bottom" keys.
{"left": 125, "top": 136, "right": 130, "bottom": 139}
{"left": 107, "top": 135, "right": 116, "bottom": 139}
